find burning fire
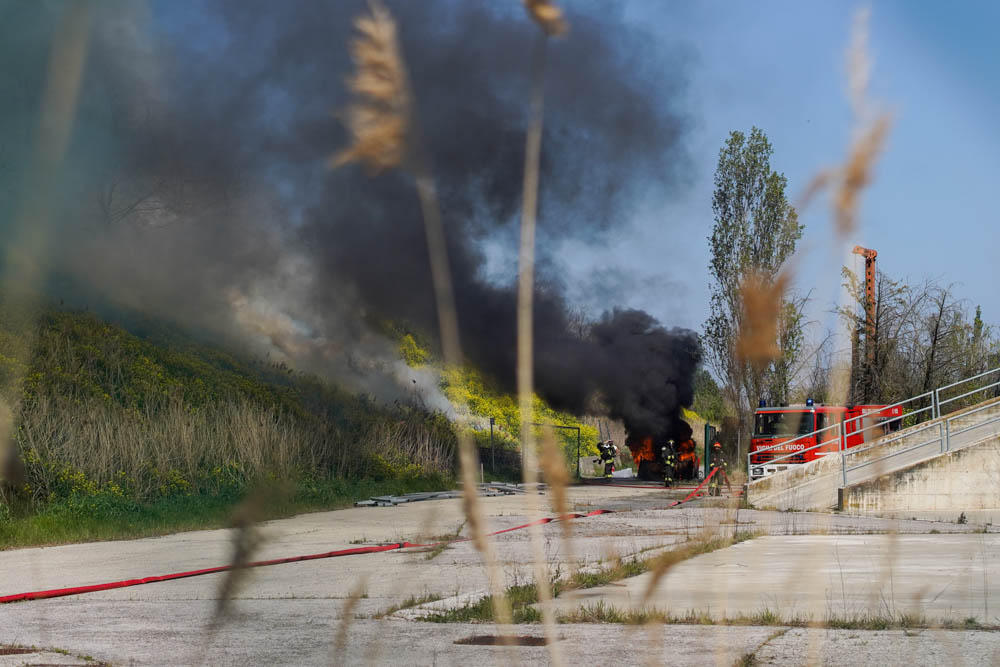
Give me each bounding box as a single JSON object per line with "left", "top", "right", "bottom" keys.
{"left": 628, "top": 435, "right": 698, "bottom": 466}
{"left": 630, "top": 436, "right": 656, "bottom": 465}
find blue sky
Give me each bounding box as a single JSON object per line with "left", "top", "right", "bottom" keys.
{"left": 555, "top": 0, "right": 1000, "bottom": 336}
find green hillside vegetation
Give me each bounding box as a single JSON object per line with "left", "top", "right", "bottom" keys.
{"left": 0, "top": 306, "right": 459, "bottom": 547}
{"left": 397, "top": 333, "right": 600, "bottom": 464}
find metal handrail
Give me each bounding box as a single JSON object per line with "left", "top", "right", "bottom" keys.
{"left": 937, "top": 367, "right": 1000, "bottom": 411}
{"left": 747, "top": 365, "right": 1000, "bottom": 485}
{"left": 843, "top": 401, "right": 1000, "bottom": 481}
{"left": 845, "top": 432, "right": 943, "bottom": 472}
{"left": 844, "top": 422, "right": 943, "bottom": 471}
{"left": 936, "top": 366, "right": 1000, "bottom": 395}
{"left": 841, "top": 418, "right": 940, "bottom": 460}
{"left": 946, "top": 400, "right": 1000, "bottom": 437}
{"left": 746, "top": 391, "right": 933, "bottom": 478}
{"left": 836, "top": 400, "right": 934, "bottom": 457}
{"left": 746, "top": 422, "right": 840, "bottom": 473}
{"left": 838, "top": 391, "right": 933, "bottom": 444}
{"left": 939, "top": 380, "right": 1000, "bottom": 409}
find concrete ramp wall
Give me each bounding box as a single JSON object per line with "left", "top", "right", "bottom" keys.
{"left": 744, "top": 448, "right": 843, "bottom": 512}
{"left": 839, "top": 436, "right": 1000, "bottom": 523}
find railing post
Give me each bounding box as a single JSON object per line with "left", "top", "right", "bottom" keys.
{"left": 939, "top": 422, "right": 944, "bottom": 454}
{"left": 932, "top": 389, "right": 940, "bottom": 420}
{"left": 840, "top": 417, "right": 848, "bottom": 486}
{"left": 945, "top": 418, "right": 951, "bottom": 452}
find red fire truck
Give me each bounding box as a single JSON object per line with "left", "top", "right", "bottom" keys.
{"left": 748, "top": 400, "right": 904, "bottom": 480}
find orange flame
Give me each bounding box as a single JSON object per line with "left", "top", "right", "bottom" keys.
{"left": 630, "top": 436, "right": 656, "bottom": 465}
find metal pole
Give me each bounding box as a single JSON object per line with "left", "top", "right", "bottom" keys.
{"left": 705, "top": 423, "right": 711, "bottom": 478}
{"left": 576, "top": 426, "right": 581, "bottom": 479}
{"left": 840, "top": 413, "right": 848, "bottom": 486}
{"left": 489, "top": 417, "right": 495, "bottom": 472}
{"left": 842, "top": 448, "right": 848, "bottom": 487}
{"left": 529, "top": 422, "right": 583, "bottom": 479}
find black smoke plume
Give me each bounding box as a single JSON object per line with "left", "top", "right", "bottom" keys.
{"left": 0, "top": 1, "right": 701, "bottom": 437}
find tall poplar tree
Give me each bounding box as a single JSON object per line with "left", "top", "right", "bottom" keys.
{"left": 704, "top": 127, "right": 803, "bottom": 453}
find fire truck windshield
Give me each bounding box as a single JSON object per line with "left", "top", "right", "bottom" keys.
{"left": 754, "top": 411, "right": 814, "bottom": 438}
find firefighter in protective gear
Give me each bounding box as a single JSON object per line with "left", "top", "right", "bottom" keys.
{"left": 709, "top": 440, "right": 727, "bottom": 496}
{"left": 661, "top": 439, "right": 677, "bottom": 487}
{"left": 594, "top": 440, "right": 618, "bottom": 478}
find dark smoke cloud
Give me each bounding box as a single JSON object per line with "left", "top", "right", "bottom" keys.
{"left": 1, "top": 0, "right": 701, "bottom": 436}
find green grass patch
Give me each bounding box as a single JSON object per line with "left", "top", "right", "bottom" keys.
{"left": 422, "top": 521, "right": 466, "bottom": 561}
{"left": 423, "top": 584, "right": 542, "bottom": 624}
{"left": 555, "top": 603, "right": 1000, "bottom": 631}
{"left": 375, "top": 593, "right": 445, "bottom": 619}
{"left": 421, "top": 531, "right": 762, "bottom": 624}
{"left": 556, "top": 603, "right": 783, "bottom": 626}
{"left": 0, "top": 473, "right": 453, "bottom": 550}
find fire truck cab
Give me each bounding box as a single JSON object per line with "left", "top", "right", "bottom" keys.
{"left": 748, "top": 401, "right": 903, "bottom": 481}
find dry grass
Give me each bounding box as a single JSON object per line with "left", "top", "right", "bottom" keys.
{"left": 523, "top": 0, "right": 568, "bottom": 37}
{"left": 540, "top": 427, "right": 571, "bottom": 546}
{"left": 789, "top": 10, "right": 898, "bottom": 663}
{"left": 801, "top": 8, "right": 893, "bottom": 240}
{"left": 332, "top": 577, "right": 370, "bottom": 665}
{"left": 330, "top": 0, "right": 410, "bottom": 172}
{"left": 9, "top": 393, "right": 455, "bottom": 505}
{"left": 0, "top": 3, "right": 96, "bottom": 495}
{"left": 333, "top": 1, "right": 515, "bottom": 645}
{"left": 736, "top": 271, "right": 792, "bottom": 369}
{"left": 211, "top": 488, "right": 274, "bottom": 619}
{"left": 516, "top": 5, "right": 569, "bottom": 661}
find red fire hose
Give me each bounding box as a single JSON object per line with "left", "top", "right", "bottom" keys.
{"left": 669, "top": 466, "right": 739, "bottom": 506}
{"left": 0, "top": 509, "right": 614, "bottom": 605}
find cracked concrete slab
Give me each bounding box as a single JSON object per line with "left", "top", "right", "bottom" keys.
{"left": 1, "top": 485, "right": 994, "bottom": 664}
{"left": 551, "top": 534, "right": 1000, "bottom": 624}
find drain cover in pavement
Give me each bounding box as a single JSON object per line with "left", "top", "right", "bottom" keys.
{"left": 454, "top": 635, "right": 559, "bottom": 646}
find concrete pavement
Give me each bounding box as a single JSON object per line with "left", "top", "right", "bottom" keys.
{"left": 553, "top": 534, "right": 1000, "bottom": 624}
{"left": 3, "top": 606, "right": 1000, "bottom": 666}
{"left": 1, "top": 485, "right": 997, "bottom": 665}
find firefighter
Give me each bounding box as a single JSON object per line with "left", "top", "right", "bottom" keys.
{"left": 709, "top": 440, "right": 727, "bottom": 496}
{"left": 661, "top": 439, "right": 677, "bottom": 487}
{"left": 594, "top": 440, "right": 618, "bottom": 478}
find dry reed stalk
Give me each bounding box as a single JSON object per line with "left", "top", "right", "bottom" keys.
{"left": 638, "top": 527, "right": 714, "bottom": 608}
{"left": 523, "top": 0, "right": 568, "bottom": 37}
{"left": 0, "top": 403, "right": 23, "bottom": 497}
{"left": 735, "top": 270, "right": 792, "bottom": 369}
{"left": 0, "top": 2, "right": 95, "bottom": 493}
{"left": 211, "top": 487, "right": 276, "bottom": 622}
{"left": 516, "top": 4, "right": 567, "bottom": 660}
{"left": 332, "top": 576, "right": 369, "bottom": 666}
{"left": 330, "top": 1, "right": 409, "bottom": 172}
{"left": 332, "top": 0, "right": 514, "bottom": 640}
{"left": 539, "top": 426, "right": 574, "bottom": 572}
{"left": 194, "top": 486, "right": 278, "bottom": 666}
{"left": 799, "top": 8, "right": 892, "bottom": 240}
{"left": 793, "top": 11, "right": 894, "bottom": 661}
{"left": 834, "top": 114, "right": 891, "bottom": 238}
{"left": 817, "top": 8, "right": 893, "bottom": 406}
